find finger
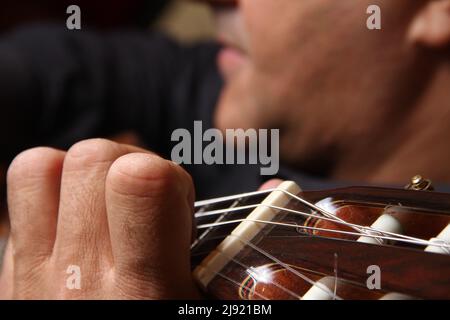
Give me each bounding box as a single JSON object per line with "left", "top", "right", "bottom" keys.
{"left": 7, "top": 147, "right": 65, "bottom": 261}
{"left": 105, "top": 153, "right": 198, "bottom": 299}
{"left": 54, "top": 139, "right": 147, "bottom": 267}
{"left": 258, "top": 179, "right": 283, "bottom": 191}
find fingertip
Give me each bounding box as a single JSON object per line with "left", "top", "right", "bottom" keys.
{"left": 258, "top": 179, "right": 283, "bottom": 191}
{"left": 7, "top": 147, "right": 65, "bottom": 187}
{"left": 107, "top": 153, "right": 193, "bottom": 201}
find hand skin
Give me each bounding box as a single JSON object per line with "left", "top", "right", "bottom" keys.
{"left": 0, "top": 138, "right": 201, "bottom": 299}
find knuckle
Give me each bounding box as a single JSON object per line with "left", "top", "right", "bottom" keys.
{"left": 65, "top": 138, "right": 118, "bottom": 168}
{"left": 7, "top": 147, "right": 62, "bottom": 184}
{"left": 107, "top": 153, "right": 181, "bottom": 198}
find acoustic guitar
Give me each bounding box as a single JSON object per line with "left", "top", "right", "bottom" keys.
{"left": 191, "top": 176, "right": 450, "bottom": 300}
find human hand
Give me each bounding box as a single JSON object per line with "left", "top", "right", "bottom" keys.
{"left": 0, "top": 138, "right": 199, "bottom": 299}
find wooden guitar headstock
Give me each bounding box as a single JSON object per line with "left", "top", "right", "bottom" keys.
{"left": 191, "top": 181, "right": 450, "bottom": 300}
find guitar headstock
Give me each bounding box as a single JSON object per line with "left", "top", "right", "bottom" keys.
{"left": 191, "top": 181, "right": 450, "bottom": 300}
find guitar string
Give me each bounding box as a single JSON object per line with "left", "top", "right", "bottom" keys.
{"left": 194, "top": 196, "right": 450, "bottom": 250}
{"left": 195, "top": 187, "right": 368, "bottom": 239}
{"left": 194, "top": 187, "right": 450, "bottom": 243}
{"left": 195, "top": 232, "right": 402, "bottom": 300}
{"left": 195, "top": 246, "right": 337, "bottom": 300}
{"left": 195, "top": 188, "right": 376, "bottom": 243}
{"left": 192, "top": 199, "right": 277, "bottom": 300}
{"left": 194, "top": 203, "right": 432, "bottom": 246}
{"left": 196, "top": 218, "right": 450, "bottom": 250}
{"left": 193, "top": 225, "right": 344, "bottom": 299}
{"left": 194, "top": 219, "right": 447, "bottom": 298}
{"left": 196, "top": 188, "right": 361, "bottom": 231}
{"left": 194, "top": 188, "right": 277, "bottom": 208}
{"left": 191, "top": 234, "right": 238, "bottom": 258}
{"left": 195, "top": 188, "right": 440, "bottom": 245}
{"left": 191, "top": 199, "right": 242, "bottom": 250}
{"left": 209, "top": 269, "right": 270, "bottom": 300}
{"left": 208, "top": 233, "right": 342, "bottom": 300}
{"left": 193, "top": 189, "right": 449, "bottom": 299}
{"left": 227, "top": 233, "right": 343, "bottom": 300}
{"left": 218, "top": 252, "right": 303, "bottom": 299}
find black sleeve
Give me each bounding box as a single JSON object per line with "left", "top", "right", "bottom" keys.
{"left": 0, "top": 24, "right": 222, "bottom": 161}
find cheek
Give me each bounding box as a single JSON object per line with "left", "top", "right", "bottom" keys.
{"left": 240, "top": 0, "right": 301, "bottom": 68}
{"left": 238, "top": 0, "right": 339, "bottom": 104}
{"left": 237, "top": 0, "right": 309, "bottom": 111}
{"left": 237, "top": 0, "right": 371, "bottom": 102}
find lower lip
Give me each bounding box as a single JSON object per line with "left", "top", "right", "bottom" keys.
{"left": 217, "top": 46, "right": 248, "bottom": 76}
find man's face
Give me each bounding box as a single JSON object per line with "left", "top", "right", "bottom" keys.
{"left": 213, "top": 0, "right": 427, "bottom": 171}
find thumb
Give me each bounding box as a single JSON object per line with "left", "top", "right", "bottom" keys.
{"left": 105, "top": 153, "right": 199, "bottom": 299}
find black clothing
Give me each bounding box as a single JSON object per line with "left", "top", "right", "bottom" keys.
{"left": 0, "top": 25, "right": 414, "bottom": 199}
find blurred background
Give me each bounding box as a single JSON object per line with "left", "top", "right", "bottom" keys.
{"left": 0, "top": 0, "right": 216, "bottom": 237}
{"left": 0, "top": 0, "right": 215, "bottom": 43}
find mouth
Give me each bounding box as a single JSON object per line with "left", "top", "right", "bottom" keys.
{"left": 217, "top": 37, "right": 249, "bottom": 79}
{"left": 213, "top": 6, "right": 249, "bottom": 79}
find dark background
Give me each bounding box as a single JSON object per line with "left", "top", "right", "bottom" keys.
{"left": 0, "top": 0, "right": 169, "bottom": 31}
